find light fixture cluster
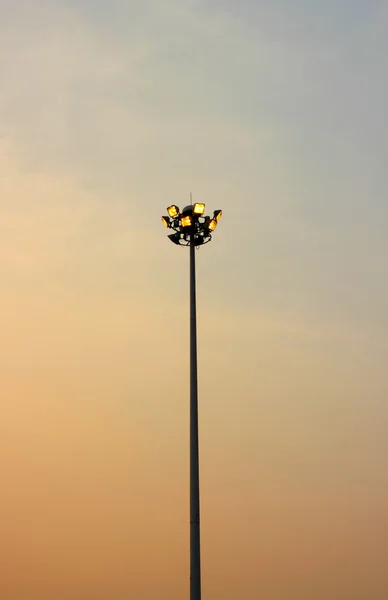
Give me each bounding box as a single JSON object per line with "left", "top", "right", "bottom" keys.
{"left": 162, "top": 203, "right": 222, "bottom": 246}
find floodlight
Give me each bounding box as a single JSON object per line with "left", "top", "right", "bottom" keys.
{"left": 167, "top": 205, "right": 180, "bottom": 218}
{"left": 193, "top": 203, "right": 205, "bottom": 215}
{"left": 168, "top": 233, "right": 181, "bottom": 245}
{"left": 162, "top": 200, "right": 222, "bottom": 246}
{"left": 181, "top": 215, "right": 193, "bottom": 228}
{"left": 208, "top": 219, "right": 217, "bottom": 232}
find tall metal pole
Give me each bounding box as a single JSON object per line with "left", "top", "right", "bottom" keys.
{"left": 190, "top": 240, "right": 201, "bottom": 600}
{"left": 162, "top": 200, "right": 222, "bottom": 599}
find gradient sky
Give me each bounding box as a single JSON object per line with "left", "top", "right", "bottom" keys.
{"left": 1, "top": 1, "right": 388, "bottom": 599}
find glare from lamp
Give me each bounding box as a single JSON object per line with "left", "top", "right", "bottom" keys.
{"left": 193, "top": 203, "right": 205, "bottom": 215}
{"left": 214, "top": 210, "right": 222, "bottom": 222}
{"left": 167, "top": 205, "right": 180, "bottom": 218}
{"left": 208, "top": 219, "right": 217, "bottom": 231}
{"left": 161, "top": 216, "right": 170, "bottom": 228}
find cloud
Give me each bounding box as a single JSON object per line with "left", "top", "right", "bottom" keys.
{"left": 1, "top": 0, "right": 387, "bottom": 332}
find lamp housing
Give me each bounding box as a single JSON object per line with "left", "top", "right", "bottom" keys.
{"left": 193, "top": 203, "right": 205, "bottom": 215}
{"left": 167, "top": 205, "right": 180, "bottom": 218}
{"left": 162, "top": 201, "right": 222, "bottom": 246}
{"left": 168, "top": 233, "right": 181, "bottom": 245}
{"left": 181, "top": 215, "right": 193, "bottom": 228}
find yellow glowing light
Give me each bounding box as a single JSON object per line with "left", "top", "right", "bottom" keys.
{"left": 208, "top": 219, "right": 217, "bottom": 231}
{"left": 167, "top": 205, "right": 180, "bottom": 218}
{"left": 181, "top": 215, "right": 193, "bottom": 228}
{"left": 214, "top": 210, "right": 222, "bottom": 222}
{"left": 161, "top": 216, "right": 169, "bottom": 227}
{"left": 193, "top": 203, "right": 205, "bottom": 215}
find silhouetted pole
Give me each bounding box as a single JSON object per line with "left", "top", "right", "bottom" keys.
{"left": 161, "top": 201, "right": 222, "bottom": 600}
{"left": 190, "top": 240, "right": 201, "bottom": 600}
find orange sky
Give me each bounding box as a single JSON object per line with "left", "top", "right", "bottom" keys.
{"left": 1, "top": 1, "right": 388, "bottom": 598}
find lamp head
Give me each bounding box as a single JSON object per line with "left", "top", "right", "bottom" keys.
{"left": 193, "top": 202, "right": 205, "bottom": 216}
{"left": 162, "top": 200, "right": 222, "bottom": 247}
{"left": 168, "top": 232, "right": 181, "bottom": 245}
{"left": 208, "top": 218, "right": 217, "bottom": 232}
{"left": 181, "top": 205, "right": 194, "bottom": 228}
{"left": 167, "top": 205, "right": 180, "bottom": 218}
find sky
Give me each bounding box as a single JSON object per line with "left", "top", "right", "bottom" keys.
{"left": 0, "top": 0, "right": 387, "bottom": 598}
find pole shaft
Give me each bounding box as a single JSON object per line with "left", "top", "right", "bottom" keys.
{"left": 190, "top": 241, "right": 201, "bottom": 600}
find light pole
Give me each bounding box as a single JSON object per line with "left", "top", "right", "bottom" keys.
{"left": 161, "top": 201, "right": 223, "bottom": 600}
